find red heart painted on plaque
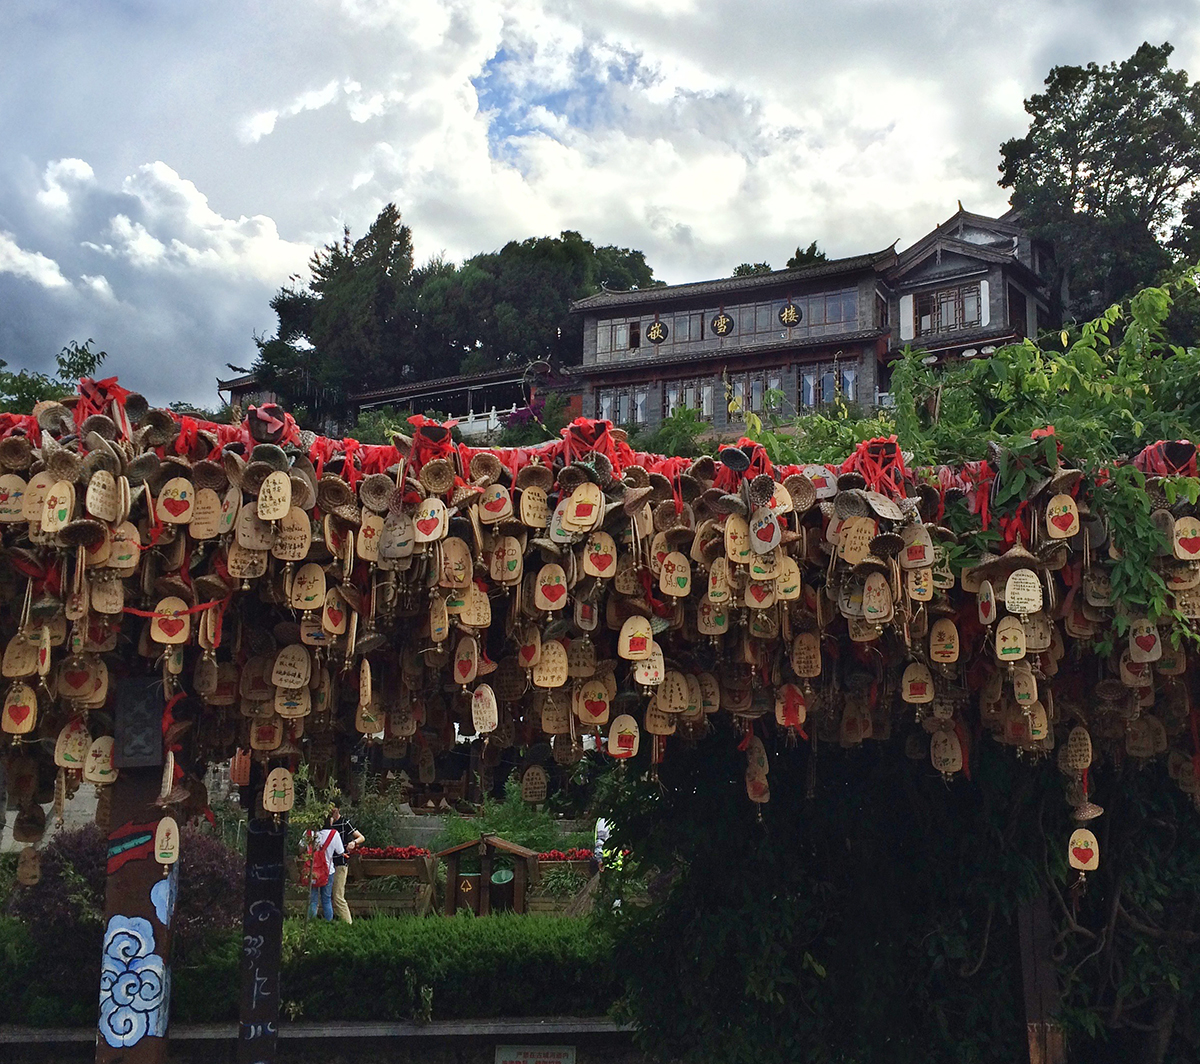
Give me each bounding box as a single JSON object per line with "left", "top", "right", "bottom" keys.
{"left": 1135, "top": 634, "right": 1157, "bottom": 653}
{"left": 542, "top": 583, "right": 566, "bottom": 603}
{"left": 980, "top": 600, "right": 992, "bottom": 619}
{"left": 1071, "top": 846, "right": 1093, "bottom": 864}
{"left": 0, "top": 493, "right": 8, "bottom": 503}
{"left": 749, "top": 584, "right": 769, "bottom": 602}
{"left": 484, "top": 497, "right": 506, "bottom": 513}
{"left": 8, "top": 703, "right": 31, "bottom": 725}
{"left": 161, "top": 496, "right": 190, "bottom": 517}
{"left": 754, "top": 524, "right": 775, "bottom": 542}
{"left": 416, "top": 517, "right": 439, "bottom": 535}
{"left": 327, "top": 608, "right": 343, "bottom": 627}
{"left": 64, "top": 670, "right": 89, "bottom": 689}
{"left": 584, "top": 699, "right": 606, "bottom": 717}
{"left": 1051, "top": 512, "right": 1074, "bottom": 531}
{"left": 158, "top": 617, "right": 185, "bottom": 637}
{"left": 457, "top": 659, "right": 472, "bottom": 678}
{"left": 1179, "top": 535, "right": 1200, "bottom": 554}
{"left": 655, "top": 550, "right": 668, "bottom": 566}
{"left": 590, "top": 553, "right": 612, "bottom": 571}
{"left": 520, "top": 644, "right": 537, "bottom": 664}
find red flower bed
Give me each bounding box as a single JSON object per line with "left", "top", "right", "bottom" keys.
{"left": 357, "top": 846, "right": 432, "bottom": 859}
{"left": 537, "top": 848, "right": 594, "bottom": 861}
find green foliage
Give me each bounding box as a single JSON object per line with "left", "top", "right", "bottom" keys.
{"left": 254, "top": 213, "right": 658, "bottom": 424}
{"left": 343, "top": 404, "right": 412, "bottom": 445}
{"left": 887, "top": 268, "right": 1200, "bottom": 464}
{"left": 602, "top": 721, "right": 1038, "bottom": 1064}
{"left": 1053, "top": 768, "right": 1200, "bottom": 1063}
{"left": 0, "top": 915, "right": 615, "bottom": 1026}
{"left": 343, "top": 772, "right": 424, "bottom": 848}
{"left": 430, "top": 778, "right": 569, "bottom": 869}
{"left": 169, "top": 399, "right": 236, "bottom": 423}
{"left": 598, "top": 271, "right": 1200, "bottom": 1063}
{"left": 497, "top": 391, "right": 570, "bottom": 446}
{"left": 732, "top": 262, "right": 772, "bottom": 276}
{"left": 254, "top": 204, "right": 421, "bottom": 423}
{"left": 0, "top": 338, "right": 107, "bottom": 414}
{"left": 277, "top": 915, "right": 614, "bottom": 1024}
{"left": 786, "top": 241, "right": 828, "bottom": 268}
{"left": 533, "top": 865, "right": 590, "bottom": 899}
{"left": 1000, "top": 41, "right": 1200, "bottom": 320}
{"left": 745, "top": 396, "right": 899, "bottom": 466}
{"left": 627, "top": 407, "right": 709, "bottom": 458}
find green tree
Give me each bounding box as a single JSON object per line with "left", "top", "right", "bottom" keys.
{"left": 417, "top": 231, "right": 658, "bottom": 375}
{"left": 255, "top": 218, "right": 659, "bottom": 427}
{"left": 626, "top": 407, "right": 709, "bottom": 457}
{"left": 604, "top": 272, "right": 1200, "bottom": 1064}
{"left": 999, "top": 41, "right": 1200, "bottom": 321}
{"left": 169, "top": 400, "right": 235, "bottom": 424}
{"left": 786, "top": 241, "right": 827, "bottom": 268}
{"left": 254, "top": 204, "right": 424, "bottom": 424}
{"left": 0, "top": 339, "right": 107, "bottom": 414}
{"left": 732, "top": 262, "right": 772, "bottom": 277}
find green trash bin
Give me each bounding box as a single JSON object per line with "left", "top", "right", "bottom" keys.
{"left": 490, "top": 867, "right": 515, "bottom": 912}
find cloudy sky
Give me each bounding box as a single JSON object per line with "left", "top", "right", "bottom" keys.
{"left": 1, "top": 0, "right": 1197, "bottom": 406}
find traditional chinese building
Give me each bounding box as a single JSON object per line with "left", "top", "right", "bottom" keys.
{"left": 568, "top": 208, "right": 1052, "bottom": 431}
{"left": 891, "top": 207, "right": 1055, "bottom": 363}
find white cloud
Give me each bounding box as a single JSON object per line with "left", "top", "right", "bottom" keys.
{"left": 1, "top": 0, "right": 1199, "bottom": 404}
{"left": 237, "top": 78, "right": 344, "bottom": 143}
{"left": 36, "top": 158, "right": 95, "bottom": 211}
{"left": 238, "top": 109, "right": 281, "bottom": 144}
{"left": 0, "top": 233, "right": 71, "bottom": 289}
{"left": 80, "top": 274, "right": 116, "bottom": 301}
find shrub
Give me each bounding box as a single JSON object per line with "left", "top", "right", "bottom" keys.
{"left": 278, "top": 915, "right": 615, "bottom": 1023}
{"left": 172, "top": 825, "right": 245, "bottom": 956}
{"left": 6, "top": 824, "right": 106, "bottom": 1023}
{"left": 0, "top": 914, "right": 617, "bottom": 1026}
{"left": 7, "top": 825, "right": 243, "bottom": 954}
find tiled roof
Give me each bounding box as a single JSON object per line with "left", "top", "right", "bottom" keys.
{"left": 350, "top": 365, "right": 536, "bottom": 402}
{"left": 892, "top": 325, "right": 1020, "bottom": 354}
{"left": 568, "top": 328, "right": 888, "bottom": 378}
{"left": 570, "top": 249, "right": 896, "bottom": 313}
{"left": 217, "top": 373, "right": 260, "bottom": 389}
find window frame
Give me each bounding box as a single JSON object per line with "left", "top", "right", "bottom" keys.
{"left": 915, "top": 282, "right": 982, "bottom": 336}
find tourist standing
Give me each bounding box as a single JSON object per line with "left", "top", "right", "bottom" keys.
{"left": 302, "top": 813, "right": 344, "bottom": 921}
{"left": 330, "top": 803, "right": 365, "bottom": 924}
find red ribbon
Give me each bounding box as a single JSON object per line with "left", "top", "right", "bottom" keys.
{"left": 122, "top": 596, "right": 230, "bottom": 620}
{"left": 162, "top": 691, "right": 187, "bottom": 781}
{"left": 840, "top": 436, "right": 908, "bottom": 497}
{"left": 0, "top": 413, "right": 42, "bottom": 446}
{"left": 73, "top": 376, "right": 133, "bottom": 435}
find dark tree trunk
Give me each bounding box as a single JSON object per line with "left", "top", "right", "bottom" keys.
{"left": 96, "top": 769, "right": 175, "bottom": 1064}
{"left": 237, "top": 816, "right": 288, "bottom": 1064}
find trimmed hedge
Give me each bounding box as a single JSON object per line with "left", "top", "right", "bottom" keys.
{"left": 0, "top": 914, "right": 617, "bottom": 1026}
